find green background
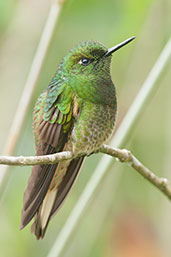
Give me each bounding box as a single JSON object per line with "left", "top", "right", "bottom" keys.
{"left": 0, "top": 0, "right": 170, "bottom": 256}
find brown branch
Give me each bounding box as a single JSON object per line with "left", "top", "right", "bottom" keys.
{"left": 0, "top": 144, "right": 171, "bottom": 201}
{"left": 100, "top": 145, "right": 171, "bottom": 201}
{"left": 0, "top": 151, "right": 74, "bottom": 166}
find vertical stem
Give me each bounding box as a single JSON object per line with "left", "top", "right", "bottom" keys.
{"left": 112, "top": 38, "right": 171, "bottom": 147}
{"left": 0, "top": 0, "right": 65, "bottom": 190}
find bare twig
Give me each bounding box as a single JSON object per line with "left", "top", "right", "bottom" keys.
{"left": 0, "top": 144, "right": 171, "bottom": 201}
{"left": 101, "top": 145, "right": 171, "bottom": 201}
{"left": 0, "top": 151, "right": 74, "bottom": 166}
{"left": 0, "top": 0, "right": 65, "bottom": 190}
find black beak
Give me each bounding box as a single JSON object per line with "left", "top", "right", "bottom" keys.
{"left": 104, "top": 36, "right": 136, "bottom": 57}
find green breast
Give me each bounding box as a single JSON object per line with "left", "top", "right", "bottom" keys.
{"left": 69, "top": 100, "right": 117, "bottom": 154}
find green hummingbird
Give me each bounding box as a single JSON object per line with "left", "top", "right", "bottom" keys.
{"left": 20, "top": 37, "right": 135, "bottom": 239}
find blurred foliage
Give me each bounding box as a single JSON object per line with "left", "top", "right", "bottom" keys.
{"left": 0, "top": 0, "right": 170, "bottom": 257}
{"left": 0, "top": 0, "right": 18, "bottom": 34}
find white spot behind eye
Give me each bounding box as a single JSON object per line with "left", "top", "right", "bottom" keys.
{"left": 78, "top": 57, "right": 92, "bottom": 66}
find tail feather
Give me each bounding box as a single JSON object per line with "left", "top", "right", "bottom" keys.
{"left": 20, "top": 162, "right": 58, "bottom": 229}
{"left": 51, "top": 156, "right": 85, "bottom": 216}
{"left": 30, "top": 189, "right": 56, "bottom": 240}
{"left": 31, "top": 156, "right": 85, "bottom": 239}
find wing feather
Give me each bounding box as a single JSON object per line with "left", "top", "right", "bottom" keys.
{"left": 21, "top": 86, "right": 74, "bottom": 229}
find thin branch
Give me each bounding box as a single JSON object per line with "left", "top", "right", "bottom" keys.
{"left": 101, "top": 145, "right": 171, "bottom": 201}
{"left": 0, "top": 0, "right": 65, "bottom": 190}
{"left": 0, "top": 152, "right": 73, "bottom": 166}
{"left": 0, "top": 151, "right": 74, "bottom": 166}
{"left": 0, "top": 145, "right": 171, "bottom": 201}
{"left": 46, "top": 37, "right": 171, "bottom": 257}
{"left": 0, "top": 144, "right": 171, "bottom": 202}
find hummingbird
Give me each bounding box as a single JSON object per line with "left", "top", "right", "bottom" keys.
{"left": 20, "top": 36, "right": 135, "bottom": 239}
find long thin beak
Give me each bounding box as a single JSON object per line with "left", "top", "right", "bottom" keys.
{"left": 104, "top": 36, "right": 136, "bottom": 57}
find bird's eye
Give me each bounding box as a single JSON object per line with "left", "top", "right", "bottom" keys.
{"left": 79, "top": 57, "right": 92, "bottom": 66}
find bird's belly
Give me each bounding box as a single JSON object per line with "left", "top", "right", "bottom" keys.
{"left": 69, "top": 103, "right": 117, "bottom": 155}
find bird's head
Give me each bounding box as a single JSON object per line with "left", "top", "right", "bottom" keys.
{"left": 61, "top": 37, "right": 135, "bottom": 78}
{"left": 57, "top": 37, "right": 135, "bottom": 104}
